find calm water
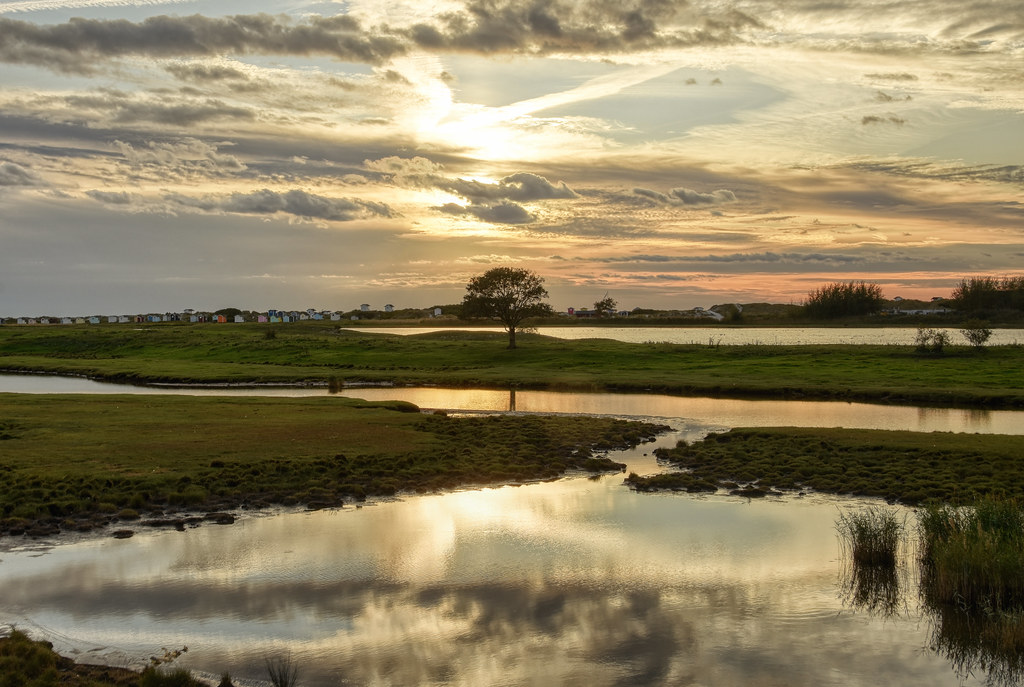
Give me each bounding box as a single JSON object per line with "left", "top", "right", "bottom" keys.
{"left": 2, "top": 375, "right": 1022, "bottom": 686}
{"left": 1, "top": 374, "right": 1020, "bottom": 435}
{"left": 345, "top": 325, "right": 1024, "bottom": 346}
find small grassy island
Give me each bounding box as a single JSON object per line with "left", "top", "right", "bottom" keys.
{"left": 0, "top": 393, "right": 663, "bottom": 539}
{"left": 626, "top": 427, "right": 1024, "bottom": 504}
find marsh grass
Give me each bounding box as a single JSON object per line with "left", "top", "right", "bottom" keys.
{"left": 640, "top": 427, "right": 1024, "bottom": 503}
{"left": 837, "top": 507, "right": 905, "bottom": 566}
{"left": 918, "top": 498, "right": 1024, "bottom": 613}
{"left": 0, "top": 393, "right": 663, "bottom": 538}
{"left": 265, "top": 655, "right": 299, "bottom": 687}
{"left": 835, "top": 507, "right": 909, "bottom": 618}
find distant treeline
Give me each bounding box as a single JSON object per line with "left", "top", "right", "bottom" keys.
{"left": 951, "top": 276, "right": 1024, "bottom": 313}
{"left": 803, "top": 277, "right": 1024, "bottom": 320}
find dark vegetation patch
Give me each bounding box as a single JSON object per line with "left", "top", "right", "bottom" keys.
{"left": 0, "top": 628, "right": 158, "bottom": 686}
{"left": 0, "top": 394, "right": 665, "bottom": 539}
{"left": 629, "top": 427, "right": 1024, "bottom": 504}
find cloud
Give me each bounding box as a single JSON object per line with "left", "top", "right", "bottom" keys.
{"left": 114, "top": 138, "right": 246, "bottom": 177}
{"left": 843, "top": 160, "right": 1024, "bottom": 187}
{"left": 364, "top": 156, "right": 577, "bottom": 204}
{"left": 634, "top": 186, "right": 737, "bottom": 206}
{"left": 438, "top": 201, "right": 535, "bottom": 224}
{"left": 0, "top": 14, "right": 407, "bottom": 74}
{"left": 0, "top": 160, "right": 40, "bottom": 186}
{"left": 164, "top": 62, "right": 250, "bottom": 83}
{"left": 363, "top": 155, "right": 442, "bottom": 176}
{"left": 85, "top": 189, "right": 138, "bottom": 204}
{"left": 407, "top": 0, "right": 763, "bottom": 55}
{"left": 166, "top": 189, "right": 393, "bottom": 221}
{"left": 861, "top": 115, "right": 906, "bottom": 125}
{"left": 438, "top": 172, "right": 577, "bottom": 202}
{"left": 591, "top": 252, "right": 866, "bottom": 265}
{"left": 865, "top": 73, "right": 919, "bottom": 81}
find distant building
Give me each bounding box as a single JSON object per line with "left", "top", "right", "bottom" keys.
{"left": 384, "top": 304, "right": 394, "bottom": 312}
{"left": 360, "top": 304, "right": 370, "bottom": 312}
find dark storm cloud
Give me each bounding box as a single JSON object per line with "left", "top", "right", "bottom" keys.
{"left": 0, "top": 160, "right": 40, "bottom": 186}
{"left": 166, "top": 188, "right": 393, "bottom": 221}
{"left": 634, "top": 186, "right": 737, "bottom": 205}
{"left": 438, "top": 201, "right": 535, "bottom": 224}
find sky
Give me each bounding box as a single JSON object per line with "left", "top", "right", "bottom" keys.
{"left": 0, "top": 0, "right": 1022, "bottom": 316}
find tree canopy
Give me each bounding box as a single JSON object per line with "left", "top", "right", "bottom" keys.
{"left": 803, "top": 281, "right": 884, "bottom": 319}
{"left": 952, "top": 276, "right": 1024, "bottom": 313}
{"left": 593, "top": 295, "right": 617, "bottom": 317}
{"left": 462, "top": 267, "right": 551, "bottom": 348}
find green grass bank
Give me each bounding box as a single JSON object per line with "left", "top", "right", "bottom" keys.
{"left": 0, "top": 393, "right": 663, "bottom": 539}
{"left": 628, "top": 427, "right": 1024, "bottom": 504}
{"left": 2, "top": 323, "right": 1023, "bottom": 407}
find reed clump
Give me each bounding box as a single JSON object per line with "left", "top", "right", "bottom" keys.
{"left": 918, "top": 497, "right": 1024, "bottom": 613}
{"left": 836, "top": 506, "right": 905, "bottom": 566}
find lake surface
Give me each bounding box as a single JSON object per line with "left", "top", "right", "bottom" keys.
{"left": 2, "top": 375, "right": 1022, "bottom": 686}
{"left": 345, "top": 325, "right": 1024, "bottom": 346}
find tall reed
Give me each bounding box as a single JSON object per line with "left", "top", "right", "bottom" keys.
{"left": 918, "top": 497, "right": 1024, "bottom": 613}
{"left": 836, "top": 506, "right": 905, "bottom": 566}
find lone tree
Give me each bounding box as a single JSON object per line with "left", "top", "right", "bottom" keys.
{"left": 462, "top": 267, "right": 551, "bottom": 348}
{"left": 593, "top": 294, "right": 618, "bottom": 317}
{"left": 803, "top": 281, "right": 885, "bottom": 319}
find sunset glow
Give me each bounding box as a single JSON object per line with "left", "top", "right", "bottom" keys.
{"left": 0, "top": 0, "right": 1021, "bottom": 313}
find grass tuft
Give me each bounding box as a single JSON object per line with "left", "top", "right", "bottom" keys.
{"left": 836, "top": 506, "right": 905, "bottom": 566}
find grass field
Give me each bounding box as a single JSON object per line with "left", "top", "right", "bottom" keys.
{"left": 0, "top": 393, "right": 663, "bottom": 538}
{"left": 628, "top": 427, "right": 1024, "bottom": 504}
{"left": 2, "top": 322, "right": 1023, "bottom": 406}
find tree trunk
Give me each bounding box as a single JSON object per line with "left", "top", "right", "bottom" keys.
{"left": 507, "top": 327, "right": 517, "bottom": 349}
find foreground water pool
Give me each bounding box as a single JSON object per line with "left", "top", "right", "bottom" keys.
{"left": 1, "top": 375, "right": 1020, "bottom": 685}
{"left": 0, "top": 450, "right": 987, "bottom": 687}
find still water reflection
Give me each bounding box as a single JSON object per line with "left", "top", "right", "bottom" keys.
{"left": 1, "top": 374, "right": 1019, "bottom": 685}
{"left": 0, "top": 465, "right": 988, "bottom": 687}
{"left": 346, "top": 325, "right": 1024, "bottom": 346}
{"left": 1, "top": 374, "right": 1020, "bottom": 435}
